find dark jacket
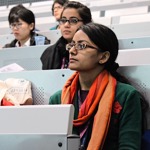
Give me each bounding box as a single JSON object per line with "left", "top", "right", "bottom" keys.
{"left": 50, "top": 82, "right": 142, "bottom": 150}
{"left": 40, "top": 36, "right": 69, "bottom": 70}
{"left": 3, "top": 32, "right": 50, "bottom": 48}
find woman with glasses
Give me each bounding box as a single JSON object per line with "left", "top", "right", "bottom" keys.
{"left": 3, "top": 5, "right": 50, "bottom": 48}
{"left": 50, "top": 0, "right": 68, "bottom": 30}
{"left": 41, "top": 1, "right": 92, "bottom": 69}
{"left": 50, "top": 23, "right": 143, "bottom": 150}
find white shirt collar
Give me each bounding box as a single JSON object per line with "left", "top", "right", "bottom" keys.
{"left": 15, "top": 38, "right": 31, "bottom": 47}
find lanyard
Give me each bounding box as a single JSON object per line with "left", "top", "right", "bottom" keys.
{"left": 77, "top": 88, "right": 89, "bottom": 138}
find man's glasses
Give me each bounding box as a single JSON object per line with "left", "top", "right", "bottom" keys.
{"left": 66, "top": 42, "right": 99, "bottom": 51}
{"left": 10, "top": 22, "right": 22, "bottom": 30}
{"left": 59, "top": 18, "right": 83, "bottom": 25}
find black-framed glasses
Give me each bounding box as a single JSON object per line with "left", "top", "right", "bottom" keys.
{"left": 66, "top": 42, "right": 99, "bottom": 51}
{"left": 59, "top": 18, "right": 83, "bottom": 25}
{"left": 10, "top": 22, "right": 23, "bottom": 29}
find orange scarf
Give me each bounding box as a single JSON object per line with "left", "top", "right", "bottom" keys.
{"left": 61, "top": 70, "right": 117, "bottom": 150}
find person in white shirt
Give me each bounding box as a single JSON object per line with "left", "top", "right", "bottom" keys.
{"left": 3, "top": 5, "right": 50, "bottom": 48}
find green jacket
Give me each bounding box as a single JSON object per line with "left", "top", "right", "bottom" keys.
{"left": 50, "top": 82, "right": 142, "bottom": 150}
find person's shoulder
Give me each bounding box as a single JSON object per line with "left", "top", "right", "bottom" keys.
{"left": 40, "top": 36, "right": 66, "bottom": 69}
{"left": 49, "top": 90, "right": 62, "bottom": 104}
{"left": 117, "top": 81, "right": 138, "bottom": 93}
{"left": 116, "top": 81, "right": 141, "bottom": 104}
{"left": 40, "top": 40, "right": 57, "bottom": 57}
{"left": 3, "top": 43, "right": 11, "bottom": 48}
{"left": 3, "top": 39, "right": 16, "bottom": 48}
{"left": 41, "top": 36, "right": 65, "bottom": 55}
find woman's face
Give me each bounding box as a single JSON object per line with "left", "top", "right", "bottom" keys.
{"left": 59, "top": 8, "right": 84, "bottom": 42}
{"left": 53, "top": 3, "right": 63, "bottom": 21}
{"left": 68, "top": 30, "right": 103, "bottom": 72}
{"left": 10, "top": 19, "right": 34, "bottom": 42}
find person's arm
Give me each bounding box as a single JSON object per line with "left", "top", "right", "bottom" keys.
{"left": 119, "top": 90, "right": 142, "bottom": 150}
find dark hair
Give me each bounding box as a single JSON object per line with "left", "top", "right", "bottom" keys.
{"left": 78, "top": 22, "right": 130, "bottom": 83}
{"left": 8, "top": 5, "right": 35, "bottom": 32}
{"left": 8, "top": 4, "right": 25, "bottom": 21}
{"left": 61, "top": 1, "right": 92, "bottom": 24}
{"left": 52, "top": 0, "right": 68, "bottom": 15}
{"left": 80, "top": 23, "right": 118, "bottom": 71}
{"left": 79, "top": 23, "right": 149, "bottom": 131}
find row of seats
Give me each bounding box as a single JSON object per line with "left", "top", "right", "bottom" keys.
{"left": 1, "top": 21, "right": 150, "bottom": 48}
{"left": 1, "top": 30, "right": 150, "bottom": 48}
{"left": 0, "top": 50, "right": 149, "bottom": 128}
{"left": 1, "top": 36, "right": 150, "bottom": 70}
{"left": 1, "top": 12, "right": 150, "bottom": 35}
{"left": 89, "top": 0, "right": 150, "bottom": 16}
{"left": 0, "top": 30, "right": 61, "bottom": 48}
{"left": 0, "top": 0, "right": 150, "bottom": 35}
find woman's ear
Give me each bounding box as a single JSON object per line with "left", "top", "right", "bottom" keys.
{"left": 29, "top": 23, "right": 34, "bottom": 31}
{"left": 99, "top": 51, "right": 110, "bottom": 64}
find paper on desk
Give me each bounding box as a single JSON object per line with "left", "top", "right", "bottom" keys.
{"left": 0, "top": 63, "right": 24, "bottom": 73}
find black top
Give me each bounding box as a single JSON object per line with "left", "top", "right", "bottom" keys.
{"left": 40, "top": 36, "right": 69, "bottom": 70}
